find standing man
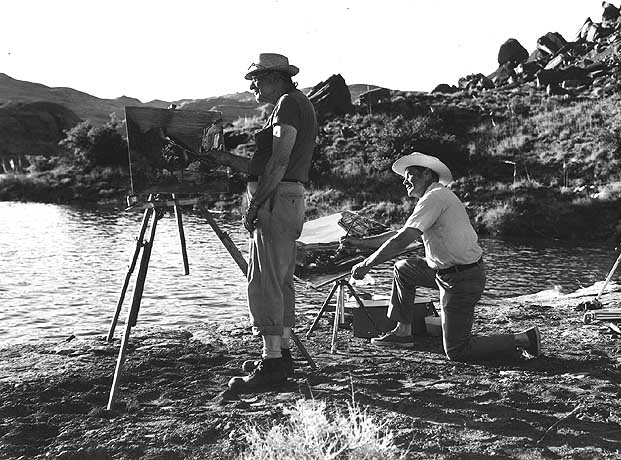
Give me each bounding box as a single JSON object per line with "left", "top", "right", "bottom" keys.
{"left": 344, "top": 152, "right": 541, "bottom": 362}
{"left": 224, "top": 53, "right": 318, "bottom": 391}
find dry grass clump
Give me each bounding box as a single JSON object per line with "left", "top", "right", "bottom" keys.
{"left": 239, "top": 399, "right": 407, "bottom": 460}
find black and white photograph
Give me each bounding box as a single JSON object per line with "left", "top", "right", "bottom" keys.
{"left": 1, "top": 1, "right": 621, "bottom": 459}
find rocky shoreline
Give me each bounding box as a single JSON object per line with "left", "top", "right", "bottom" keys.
{"left": 2, "top": 283, "right": 621, "bottom": 460}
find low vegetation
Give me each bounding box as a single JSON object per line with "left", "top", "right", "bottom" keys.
{"left": 1, "top": 89, "right": 620, "bottom": 243}
{"left": 240, "top": 399, "right": 407, "bottom": 460}
{"left": 304, "top": 89, "right": 621, "bottom": 242}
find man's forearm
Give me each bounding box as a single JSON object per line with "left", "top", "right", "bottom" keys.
{"left": 363, "top": 227, "right": 422, "bottom": 269}
{"left": 357, "top": 230, "right": 397, "bottom": 249}
{"left": 200, "top": 149, "right": 251, "bottom": 174}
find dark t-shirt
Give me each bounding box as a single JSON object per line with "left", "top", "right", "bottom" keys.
{"left": 269, "top": 89, "right": 317, "bottom": 183}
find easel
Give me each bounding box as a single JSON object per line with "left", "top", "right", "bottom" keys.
{"left": 106, "top": 194, "right": 316, "bottom": 410}
{"left": 306, "top": 272, "right": 379, "bottom": 353}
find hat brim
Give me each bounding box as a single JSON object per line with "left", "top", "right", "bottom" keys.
{"left": 244, "top": 65, "right": 299, "bottom": 80}
{"left": 392, "top": 153, "right": 453, "bottom": 185}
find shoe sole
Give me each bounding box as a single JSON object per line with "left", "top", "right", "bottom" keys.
{"left": 370, "top": 339, "right": 414, "bottom": 348}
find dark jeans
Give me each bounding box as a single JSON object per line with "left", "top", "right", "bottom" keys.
{"left": 388, "top": 256, "right": 519, "bottom": 361}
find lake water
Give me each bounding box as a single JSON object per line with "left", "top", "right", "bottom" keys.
{"left": 0, "top": 201, "right": 617, "bottom": 345}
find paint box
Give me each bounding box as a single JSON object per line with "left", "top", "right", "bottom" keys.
{"left": 424, "top": 316, "right": 442, "bottom": 336}
{"left": 345, "top": 296, "right": 434, "bottom": 339}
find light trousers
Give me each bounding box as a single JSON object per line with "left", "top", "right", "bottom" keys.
{"left": 247, "top": 182, "right": 305, "bottom": 336}
{"left": 388, "top": 256, "right": 520, "bottom": 361}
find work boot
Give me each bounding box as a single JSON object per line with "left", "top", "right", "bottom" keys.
{"left": 228, "top": 357, "right": 287, "bottom": 392}
{"left": 370, "top": 331, "right": 414, "bottom": 348}
{"left": 242, "top": 349, "right": 295, "bottom": 377}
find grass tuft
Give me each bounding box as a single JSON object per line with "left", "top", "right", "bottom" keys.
{"left": 239, "top": 399, "right": 407, "bottom": 460}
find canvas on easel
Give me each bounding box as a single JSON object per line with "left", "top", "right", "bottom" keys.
{"left": 124, "top": 105, "right": 224, "bottom": 199}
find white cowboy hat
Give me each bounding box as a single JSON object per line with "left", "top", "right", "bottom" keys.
{"left": 392, "top": 152, "right": 453, "bottom": 185}
{"left": 245, "top": 53, "right": 299, "bottom": 80}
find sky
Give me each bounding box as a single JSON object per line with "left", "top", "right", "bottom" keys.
{"left": 1, "top": 0, "right": 608, "bottom": 103}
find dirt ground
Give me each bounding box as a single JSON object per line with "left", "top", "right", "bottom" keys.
{"left": 1, "top": 282, "right": 621, "bottom": 460}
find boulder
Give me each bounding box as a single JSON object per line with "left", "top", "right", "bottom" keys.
{"left": 537, "top": 32, "right": 568, "bottom": 56}
{"left": 526, "top": 48, "right": 549, "bottom": 65}
{"left": 498, "top": 38, "right": 529, "bottom": 66}
{"left": 602, "top": 2, "right": 620, "bottom": 26}
{"left": 489, "top": 63, "right": 518, "bottom": 87}
{"left": 536, "top": 66, "right": 590, "bottom": 88}
{"left": 516, "top": 61, "right": 543, "bottom": 80}
{"left": 306, "top": 74, "right": 353, "bottom": 120}
{"left": 458, "top": 73, "right": 494, "bottom": 90}
{"left": 578, "top": 17, "right": 597, "bottom": 41}
{"left": 357, "top": 87, "right": 391, "bottom": 106}
{"left": 431, "top": 83, "right": 459, "bottom": 94}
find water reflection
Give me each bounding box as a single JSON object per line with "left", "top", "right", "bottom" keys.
{"left": 0, "top": 202, "right": 616, "bottom": 345}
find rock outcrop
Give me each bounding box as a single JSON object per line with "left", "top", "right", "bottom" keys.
{"left": 450, "top": 3, "right": 621, "bottom": 98}
{"left": 498, "top": 38, "right": 529, "bottom": 66}
{"left": 307, "top": 74, "right": 354, "bottom": 120}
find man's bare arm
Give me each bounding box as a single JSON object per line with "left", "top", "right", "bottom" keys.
{"left": 342, "top": 230, "right": 398, "bottom": 250}
{"left": 364, "top": 227, "right": 422, "bottom": 267}
{"left": 200, "top": 149, "right": 251, "bottom": 174}
{"left": 351, "top": 227, "right": 422, "bottom": 279}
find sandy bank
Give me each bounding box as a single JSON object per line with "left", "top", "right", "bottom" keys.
{"left": 1, "top": 284, "right": 621, "bottom": 459}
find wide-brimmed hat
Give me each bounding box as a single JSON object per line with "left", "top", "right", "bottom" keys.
{"left": 245, "top": 53, "right": 299, "bottom": 80}
{"left": 392, "top": 152, "right": 453, "bottom": 185}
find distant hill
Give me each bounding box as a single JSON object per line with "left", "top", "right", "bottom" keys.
{"left": 0, "top": 73, "right": 384, "bottom": 159}
{"left": 0, "top": 73, "right": 381, "bottom": 127}
{"left": 0, "top": 73, "right": 170, "bottom": 126}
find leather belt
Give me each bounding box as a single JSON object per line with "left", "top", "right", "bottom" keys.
{"left": 436, "top": 258, "right": 483, "bottom": 276}
{"left": 248, "top": 175, "right": 303, "bottom": 183}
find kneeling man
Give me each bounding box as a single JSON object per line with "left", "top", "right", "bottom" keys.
{"left": 345, "top": 153, "right": 541, "bottom": 361}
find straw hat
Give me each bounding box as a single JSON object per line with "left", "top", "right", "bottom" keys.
{"left": 245, "top": 53, "right": 299, "bottom": 80}
{"left": 392, "top": 152, "right": 453, "bottom": 185}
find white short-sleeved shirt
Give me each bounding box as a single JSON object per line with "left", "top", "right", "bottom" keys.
{"left": 404, "top": 183, "right": 482, "bottom": 270}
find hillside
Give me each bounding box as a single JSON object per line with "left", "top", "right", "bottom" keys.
{"left": 0, "top": 73, "right": 169, "bottom": 127}
{"left": 0, "top": 72, "right": 379, "bottom": 128}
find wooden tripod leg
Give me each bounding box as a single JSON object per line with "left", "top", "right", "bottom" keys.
{"left": 172, "top": 193, "right": 190, "bottom": 275}
{"left": 331, "top": 282, "right": 345, "bottom": 353}
{"left": 307, "top": 281, "right": 339, "bottom": 338}
{"left": 107, "top": 207, "right": 153, "bottom": 342}
{"left": 107, "top": 212, "right": 159, "bottom": 410}
{"left": 345, "top": 282, "right": 380, "bottom": 335}
{"left": 290, "top": 331, "right": 317, "bottom": 370}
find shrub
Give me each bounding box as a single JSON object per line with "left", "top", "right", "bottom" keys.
{"left": 478, "top": 202, "right": 520, "bottom": 236}
{"left": 25, "top": 155, "right": 60, "bottom": 173}
{"left": 240, "top": 399, "right": 407, "bottom": 460}
{"left": 59, "top": 115, "right": 128, "bottom": 169}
